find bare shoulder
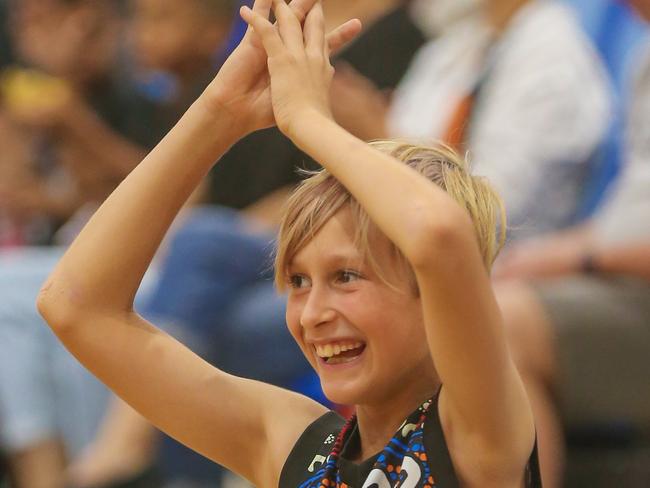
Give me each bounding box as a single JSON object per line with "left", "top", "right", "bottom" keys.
{"left": 256, "top": 388, "right": 329, "bottom": 488}
{"left": 437, "top": 388, "right": 535, "bottom": 488}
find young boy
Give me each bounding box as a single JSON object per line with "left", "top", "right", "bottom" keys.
{"left": 37, "top": 1, "right": 540, "bottom": 487}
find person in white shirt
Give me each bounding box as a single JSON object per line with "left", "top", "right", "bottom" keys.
{"left": 493, "top": 4, "right": 650, "bottom": 485}
{"left": 331, "top": 0, "right": 612, "bottom": 239}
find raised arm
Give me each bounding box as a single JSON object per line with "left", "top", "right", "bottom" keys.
{"left": 243, "top": 0, "right": 534, "bottom": 474}
{"left": 37, "top": 1, "right": 361, "bottom": 485}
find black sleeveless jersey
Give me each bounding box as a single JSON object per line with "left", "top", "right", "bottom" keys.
{"left": 279, "top": 396, "right": 542, "bottom": 488}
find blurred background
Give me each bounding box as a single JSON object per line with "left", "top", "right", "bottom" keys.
{"left": 0, "top": 0, "right": 649, "bottom": 487}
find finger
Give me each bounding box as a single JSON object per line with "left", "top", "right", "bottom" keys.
{"left": 272, "top": 0, "right": 304, "bottom": 48}
{"left": 304, "top": 1, "right": 325, "bottom": 55}
{"left": 244, "top": 0, "right": 272, "bottom": 37}
{"left": 326, "top": 19, "right": 363, "bottom": 55}
{"left": 287, "top": 0, "right": 317, "bottom": 24}
{"left": 240, "top": 6, "right": 285, "bottom": 57}
{"left": 252, "top": 0, "right": 272, "bottom": 16}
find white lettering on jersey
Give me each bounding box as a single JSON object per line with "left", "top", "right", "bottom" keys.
{"left": 361, "top": 469, "right": 392, "bottom": 488}
{"left": 396, "top": 456, "right": 422, "bottom": 488}
{"left": 308, "top": 455, "right": 327, "bottom": 473}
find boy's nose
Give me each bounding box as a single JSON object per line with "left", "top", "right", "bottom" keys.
{"left": 299, "top": 289, "right": 337, "bottom": 329}
{"left": 300, "top": 308, "right": 337, "bottom": 328}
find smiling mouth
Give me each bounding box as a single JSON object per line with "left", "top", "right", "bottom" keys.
{"left": 315, "top": 342, "right": 366, "bottom": 365}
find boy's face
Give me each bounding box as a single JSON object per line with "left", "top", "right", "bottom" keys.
{"left": 285, "top": 208, "right": 437, "bottom": 406}
{"left": 129, "top": 0, "right": 228, "bottom": 73}
{"left": 11, "top": 0, "right": 119, "bottom": 84}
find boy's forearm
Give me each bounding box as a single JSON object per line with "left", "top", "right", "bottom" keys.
{"left": 288, "top": 111, "right": 472, "bottom": 262}
{"left": 40, "top": 100, "right": 242, "bottom": 315}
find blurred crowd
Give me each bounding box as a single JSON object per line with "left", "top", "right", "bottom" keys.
{"left": 0, "top": 0, "right": 648, "bottom": 487}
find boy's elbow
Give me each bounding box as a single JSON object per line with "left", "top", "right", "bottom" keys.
{"left": 37, "top": 278, "right": 85, "bottom": 333}
{"left": 37, "top": 280, "right": 67, "bottom": 331}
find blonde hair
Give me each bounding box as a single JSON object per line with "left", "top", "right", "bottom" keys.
{"left": 274, "top": 141, "right": 506, "bottom": 291}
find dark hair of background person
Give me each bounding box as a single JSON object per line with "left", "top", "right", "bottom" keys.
{"left": 0, "top": 0, "right": 12, "bottom": 67}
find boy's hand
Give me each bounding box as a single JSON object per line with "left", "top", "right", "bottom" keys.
{"left": 202, "top": 0, "right": 361, "bottom": 136}
{"left": 240, "top": 0, "right": 336, "bottom": 137}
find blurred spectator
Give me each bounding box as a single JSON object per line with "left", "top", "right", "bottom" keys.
{"left": 0, "top": 21, "right": 145, "bottom": 478}
{"left": 126, "top": 0, "right": 238, "bottom": 148}
{"left": 565, "top": 0, "right": 649, "bottom": 220}
{"left": 329, "top": 0, "right": 612, "bottom": 239}
{"left": 494, "top": 3, "right": 650, "bottom": 486}
{"left": 0, "top": 0, "right": 148, "bottom": 247}
{"left": 0, "top": 0, "right": 241, "bottom": 485}
{"left": 409, "top": 0, "right": 487, "bottom": 36}
{"left": 0, "top": 248, "right": 112, "bottom": 488}
{"left": 0, "top": 0, "right": 238, "bottom": 247}
{"left": 0, "top": 248, "right": 161, "bottom": 488}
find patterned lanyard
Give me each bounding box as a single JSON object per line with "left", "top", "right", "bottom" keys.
{"left": 319, "top": 398, "right": 437, "bottom": 488}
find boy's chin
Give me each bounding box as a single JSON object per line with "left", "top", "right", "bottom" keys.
{"left": 321, "top": 381, "right": 366, "bottom": 408}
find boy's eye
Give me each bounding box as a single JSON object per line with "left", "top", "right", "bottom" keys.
{"left": 288, "top": 274, "right": 310, "bottom": 289}
{"left": 337, "top": 270, "right": 361, "bottom": 284}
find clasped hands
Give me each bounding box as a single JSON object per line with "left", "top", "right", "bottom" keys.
{"left": 202, "top": 0, "right": 361, "bottom": 138}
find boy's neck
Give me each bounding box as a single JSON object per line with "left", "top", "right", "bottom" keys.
{"left": 353, "top": 374, "right": 439, "bottom": 461}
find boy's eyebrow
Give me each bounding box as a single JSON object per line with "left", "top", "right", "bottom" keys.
{"left": 289, "top": 249, "right": 366, "bottom": 271}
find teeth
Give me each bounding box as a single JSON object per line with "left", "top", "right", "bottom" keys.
{"left": 315, "top": 341, "right": 364, "bottom": 358}
{"left": 326, "top": 355, "right": 359, "bottom": 365}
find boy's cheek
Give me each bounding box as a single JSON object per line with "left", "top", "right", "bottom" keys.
{"left": 285, "top": 308, "right": 304, "bottom": 342}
